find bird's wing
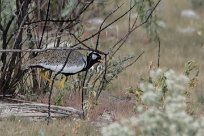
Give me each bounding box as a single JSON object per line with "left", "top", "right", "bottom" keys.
{"left": 22, "top": 49, "right": 86, "bottom": 73}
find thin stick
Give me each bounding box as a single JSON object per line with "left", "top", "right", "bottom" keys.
{"left": 95, "top": 4, "right": 123, "bottom": 50}
{"left": 96, "top": 54, "right": 107, "bottom": 100}
{"left": 128, "top": 0, "right": 132, "bottom": 32}
{"left": 157, "top": 37, "right": 160, "bottom": 68}
{"left": 125, "top": 51, "right": 144, "bottom": 68}
{"left": 70, "top": 33, "right": 108, "bottom": 55}
{"left": 0, "top": 47, "right": 95, "bottom": 53}
{"left": 71, "top": 2, "right": 137, "bottom": 49}
{"left": 47, "top": 49, "right": 72, "bottom": 124}
{"left": 81, "top": 70, "right": 89, "bottom": 119}
{"left": 111, "top": 0, "right": 161, "bottom": 56}
{"left": 38, "top": 0, "right": 51, "bottom": 48}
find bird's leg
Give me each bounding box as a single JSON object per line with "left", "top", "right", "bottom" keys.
{"left": 39, "top": 70, "right": 52, "bottom": 84}
{"left": 58, "top": 75, "right": 67, "bottom": 89}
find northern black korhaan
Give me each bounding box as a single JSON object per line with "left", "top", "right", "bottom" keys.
{"left": 22, "top": 49, "right": 102, "bottom": 88}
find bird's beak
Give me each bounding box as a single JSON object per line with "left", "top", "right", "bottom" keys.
{"left": 98, "top": 59, "right": 104, "bottom": 63}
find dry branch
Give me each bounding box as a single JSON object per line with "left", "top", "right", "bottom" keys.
{"left": 0, "top": 101, "right": 82, "bottom": 119}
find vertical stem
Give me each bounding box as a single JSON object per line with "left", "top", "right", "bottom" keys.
{"left": 96, "top": 54, "right": 107, "bottom": 101}
{"left": 47, "top": 74, "right": 56, "bottom": 125}
{"left": 0, "top": 0, "right": 2, "bottom": 24}
{"left": 38, "top": 0, "right": 51, "bottom": 48}
{"left": 157, "top": 37, "right": 160, "bottom": 68}
{"left": 81, "top": 70, "right": 88, "bottom": 119}
{"left": 128, "top": 0, "right": 132, "bottom": 32}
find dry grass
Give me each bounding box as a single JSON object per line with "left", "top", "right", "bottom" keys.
{"left": 112, "top": 0, "right": 204, "bottom": 91}
{"left": 1, "top": 0, "right": 204, "bottom": 135}
{"left": 0, "top": 118, "right": 99, "bottom": 136}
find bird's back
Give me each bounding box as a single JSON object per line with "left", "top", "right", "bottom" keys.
{"left": 22, "top": 49, "right": 87, "bottom": 74}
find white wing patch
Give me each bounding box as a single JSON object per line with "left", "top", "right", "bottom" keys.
{"left": 32, "top": 63, "right": 85, "bottom": 73}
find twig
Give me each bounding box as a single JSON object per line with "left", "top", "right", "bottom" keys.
{"left": 0, "top": 47, "right": 96, "bottom": 53}
{"left": 47, "top": 49, "right": 72, "bottom": 124}
{"left": 39, "top": 0, "right": 51, "bottom": 49}
{"left": 128, "top": 0, "right": 132, "bottom": 32}
{"left": 125, "top": 51, "right": 144, "bottom": 68}
{"left": 71, "top": 2, "right": 137, "bottom": 48}
{"left": 24, "top": 19, "right": 75, "bottom": 25}
{"left": 157, "top": 37, "right": 161, "bottom": 68}
{"left": 111, "top": 0, "right": 161, "bottom": 56}
{"left": 95, "top": 4, "right": 123, "bottom": 50}
{"left": 70, "top": 33, "right": 108, "bottom": 55}
{"left": 81, "top": 69, "right": 89, "bottom": 119}
{"left": 96, "top": 54, "right": 107, "bottom": 100}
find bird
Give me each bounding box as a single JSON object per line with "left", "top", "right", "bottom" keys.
{"left": 22, "top": 49, "right": 102, "bottom": 89}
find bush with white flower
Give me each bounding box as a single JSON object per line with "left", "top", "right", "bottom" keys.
{"left": 101, "top": 69, "right": 204, "bottom": 136}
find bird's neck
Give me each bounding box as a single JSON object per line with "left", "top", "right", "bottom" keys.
{"left": 82, "top": 56, "right": 95, "bottom": 71}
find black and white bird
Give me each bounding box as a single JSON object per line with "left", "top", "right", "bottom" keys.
{"left": 22, "top": 49, "right": 102, "bottom": 88}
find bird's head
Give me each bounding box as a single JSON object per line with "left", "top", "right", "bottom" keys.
{"left": 88, "top": 52, "right": 101, "bottom": 62}
{"left": 86, "top": 52, "right": 102, "bottom": 67}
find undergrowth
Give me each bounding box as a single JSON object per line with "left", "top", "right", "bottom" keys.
{"left": 101, "top": 67, "right": 204, "bottom": 136}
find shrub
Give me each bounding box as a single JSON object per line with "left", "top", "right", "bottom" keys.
{"left": 101, "top": 69, "right": 204, "bottom": 136}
